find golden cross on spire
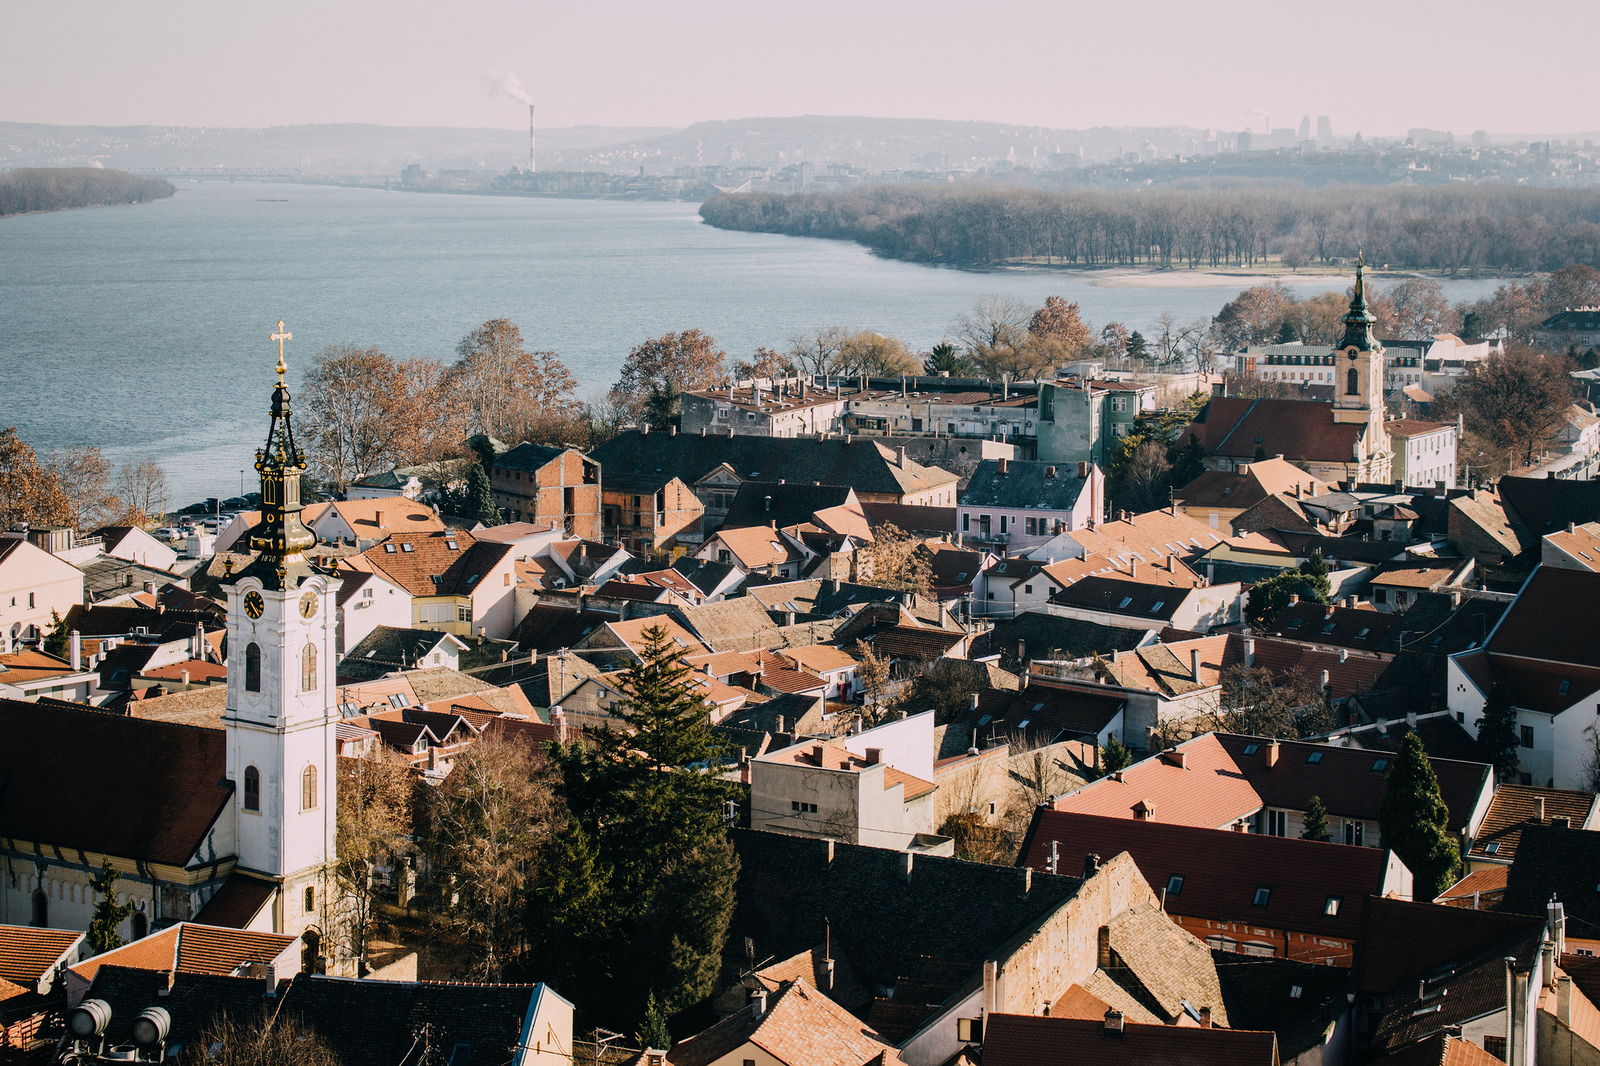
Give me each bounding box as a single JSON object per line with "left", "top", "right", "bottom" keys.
{"left": 270, "top": 320, "right": 292, "bottom": 380}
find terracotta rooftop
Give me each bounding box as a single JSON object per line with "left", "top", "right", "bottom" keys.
{"left": 0, "top": 925, "right": 83, "bottom": 987}
{"left": 1177, "top": 457, "right": 1325, "bottom": 510}
{"left": 602, "top": 616, "right": 711, "bottom": 658}
{"left": 1021, "top": 811, "right": 1393, "bottom": 947}
{"left": 1065, "top": 509, "right": 1226, "bottom": 566}
{"left": 69, "top": 923, "right": 296, "bottom": 985}
{"left": 776, "top": 644, "right": 858, "bottom": 675}
{"left": 1486, "top": 565, "right": 1600, "bottom": 670}
{"left": 665, "top": 978, "right": 897, "bottom": 1066}
{"left": 1376, "top": 1033, "right": 1509, "bottom": 1066}
{"left": 1050, "top": 733, "right": 1259, "bottom": 829}
{"left": 1354, "top": 896, "right": 1543, "bottom": 995}
{"left": 1435, "top": 865, "right": 1509, "bottom": 908}
{"left": 1184, "top": 396, "right": 1363, "bottom": 464}
{"left": 1466, "top": 784, "right": 1598, "bottom": 863}
{"left": 1542, "top": 522, "right": 1600, "bottom": 570}
{"left": 708, "top": 525, "right": 808, "bottom": 570}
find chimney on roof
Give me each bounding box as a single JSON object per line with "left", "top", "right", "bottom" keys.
{"left": 1165, "top": 747, "right": 1188, "bottom": 769}
{"left": 1198, "top": 1006, "right": 1212, "bottom": 1029}
{"left": 1537, "top": 797, "right": 1546, "bottom": 822}
{"left": 69, "top": 630, "right": 81, "bottom": 670}
{"left": 1244, "top": 636, "right": 1255, "bottom": 668}
{"left": 750, "top": 987, "right": 768, "bottom": 1018}
{"left": 1079, "top": 460, "right": 1090, "bottom": 480}
{"left": 902, "top": 851, "right": 914, "bottom": 882}
{"left": 1131, "top": 558, "right": 1138, "bottom": 578}
{"left": 1082, "top": 851, "right": 1101, "bottom": 878}
{"left": 1020, "top": 867, "right": 1032, "bottom": 895}
{"left": 997, "top": 457, "right": 1008, "bottom": 476}
{"left": 1551, "top": 899, "right": 1567, "bottom": 955}
{"left": 897, "top": 446, "right": 908, "bottom": 469}
{"left": 1266, "top": 740, "right": 1280, "bottom": 768}
{"left": 1189, "top": 648, "right": 1201, "bottom": 683}
{"left": 1339, "top": 648, "right": 1348, "bottom": 663}
{"left": 865, "top": 747, "right": 882, "bottom": 765}
{"left": 670, "top": 425, "right": 677, "bottom": 436}
{"left": 1320, "top": 668, "right": 1329, "bottom": 689}
{"left": 1103, "top": 1009, "right": 1124, "bottom": 1037}
{"left": 812, "top": 743, "right": 825, "bottom": 763}
{"left": 1046, "top": 465, "right": 1056, "bottom": 479}
{"left": 1289, "top": 594, "right": 1299, "bottom": 606}
{"left": 1552, "top": 814, "right": 1571, "bottom": 830}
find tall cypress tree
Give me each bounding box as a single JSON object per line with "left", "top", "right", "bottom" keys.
{"left": 1477, "top": 681, "right": 1520, "bottom": 782}
{"left": 542, "top": 624, "right": 740, "bottom": 1026}
{"left": 1378, "top": 733, "right": 1461, "bottom": 899}
{"left": 1300, "top": 795, "right": 1331, "bottom": 842}
{"left": 464, "top": 462, "right": 498, "bottom": 527}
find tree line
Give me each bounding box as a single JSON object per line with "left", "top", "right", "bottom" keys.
{"left": 0, "top": 428, "right": 168, "bottom": 532}
{"left": 0, "top": 167, "right": 174, "bottom": 216}
{"left": 700, "top": 183, "right": 1600, "bottom": 274}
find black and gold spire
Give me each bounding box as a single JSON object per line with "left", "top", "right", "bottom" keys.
{"left": 1339, "top": 254, "right": 1379, "bottom": 352}
{"left": 239, "top": 321, "right": 317, "bottom": 589}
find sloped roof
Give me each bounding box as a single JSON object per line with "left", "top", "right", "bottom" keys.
{"left": 1354, "top": 896, "right": 1544, "bottom": 994}
{"left": 362, "top": 530, "right": 511, "bottom": 599}
{"left": 0, "top": 925, "right": 83, "bottom": 986}
{"left": 0, "top": 699, "right": 232, "bottom": 866}
{"left": 316, "top": 498, "right": 444, "bottom": 540}
{"left": 961, "top": 459, "right": 1091, "bottom": 511}
{"left": 981, "top": 1013, "right": 1276, "bottom": 1066}
{"left": 859, "top": 502, "right": 958, "bottom": 534}
{"left": 601, "top": 616, "right": 711, "bottom": 658}
{"left": 69, "top": 923, "right": 296, "bottom": 985}
{"left": 966, "top": 613, "right": 1149, "bottom": 670}
{"left": 1178, "top": 458, "right": 1323, "bottom": 510}
{"left": 706, "top": 525, "right": 808, "bottom": 571}
{"left": 1266, "top": 601, "right": 1401, "bottom": 652}
{"left": 83, "top": 966, "right": 284, "bottom": 1051}
{"left": 666, "top": 978, "right": 895, "bottom": 1066}
{"left": 1212, "top": 953, "right": 1352, "bottom": 1061}
{"left": 1021, "top": 811, "right": 1391, "bottom": 945}
{"left": 1051, "top": 575, "right": 1194, "bottom": 622}
{"left": 1100, "top": 898, "right": 1231, "bottom": 1025}
{"left": 1487, "top": 565, "right": 1600, "bottom": 670}
{"left": 1050, "top": 734, "right": 1259, "bottom": 829}
{"left": 344, "top": 626, "right": 463, "bottom": 670}
{"left": 513, "top": 604, "right": 611, "bottom": 652}
{"left": 1375, "top": 1033, "right": 1509, "bottom": 1066}
{"left": 1216, "top": 733, "right": 1490, "bottom": 834}
{"left": 980, "top": 686, "right": 1126, "bottom": 743}
{"left": 1466, "top": 784, "right": 1598, "bottom": 863}
{"left": 1498, "top": 475, "right": 1600, "bottom": 537}
{"left": 1503, "top": 824, "right": 1600, "bottom": 934}
{"left": 728, "top": 829, "right": 1082, "bottom": 990}
{"left": 1183, "top": 396, "right": 1362, "bottom": 463}
{"left": 680, "top": 598, "right": 784, "bottom": 653}
{"left": 1065, "top": 509, "right": 1226, "bottom": 565}
{"left": 494, "top": 441, "right": 572, "bottom": 473}
{"left": 1373, "top": 926, "right": 1543, "bottom": 1051}
{"left": 1542, "top": 521, "right": 1600, "bottom": 570}
{"left": 723, "top": 482, "right": 858, "bottom": 531}
{"left": 753, "top": 946, "right": 872, "bottom": 1013}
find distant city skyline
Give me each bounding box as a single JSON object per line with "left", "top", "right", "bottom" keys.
{"left": 4, "top": 0, "right": 1597, "bottom": 139}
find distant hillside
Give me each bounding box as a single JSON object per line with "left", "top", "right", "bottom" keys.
{"left": 0, "top": 167, "right": 174, "bottom": 217}
{"left": 0, "top": 122, "right": 675, "bottom": 175}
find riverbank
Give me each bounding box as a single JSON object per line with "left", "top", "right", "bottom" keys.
{"left": 0, "top": 167, "right": 175, "bottom": 218}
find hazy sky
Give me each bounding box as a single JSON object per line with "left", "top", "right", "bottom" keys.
{"left": 6, "top": 0, "right": 1596, "bottom": 137}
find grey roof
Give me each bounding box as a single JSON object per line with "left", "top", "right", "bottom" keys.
{"left": 78, "top": 556, "right": 186, "bottom": 602}
{"left": 494, "top": 442, "right": 573, "bottom": 473}
{"left": 1051, "top": 575, "right": 1189, "bottom": 622}
{"left": 967, "top": 612, "right": 1149, "bottom": 671}
{"left": 672, "top": 556, "right": 742, "bottom": 596}
{"left": 342, "top": 626, "right": 460, "bottom": 673}
{"left": 961, "top": 459, "right": 1089, "bottom": 512}
{"left": 722, "top": 482, "right": 855, "bottom": 530}
{"left": 351, "top": 469, "right": 409, "bottom": 488}
{"left": 1540, "top": 309, "right": 1600, "bottom": 332}
{"left": 589, "top": 431, "right": 957, "bottom": 499}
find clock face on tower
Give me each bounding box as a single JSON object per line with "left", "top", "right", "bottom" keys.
{"left": 244, "top": 591, "right": 265, "bottom": 619}
{"left": 299, "top": 591, "right": 319, "bottom": 619}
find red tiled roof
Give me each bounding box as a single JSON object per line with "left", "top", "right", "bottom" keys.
{"left": 0, "top": 925, "right": 83, "bottom": 986}
{"left": 1354, "top": 896, "right": 1543, "bottom": 994}
{"left": 0, "top": 700, "right": 233, "bottom": 866}
{"left": 1487, "top": 566, "right": 1600, "bottom": 670}
{"left": 1436, "top": 865, "right": 1509, "bottom": 908}
{"left": 1466, "top": 784, "right": 1597, "bottom": 863}
{"left": 1184, "top": 396, "right": 1362, "bottom": 464}
{"left": 1216, "top": 733, "right": 1491, "bottom": 834}
{"left": 665, "top": 978, "right": 896, "bottom": 1066}
{"left": 981, "top": 1012, "right": 1277, "bottom": 1066}
{"left": 1021, "top": 811, "right": 1392, "bottom": 944}
{"left": 192, "top": 873, "right": 278, "bottom": 930}
{"left": 1051, "top": 734, "right": 1259, "bottom": 829}
{"left": 68, "top": 923, "right": 296, "bottom": 985}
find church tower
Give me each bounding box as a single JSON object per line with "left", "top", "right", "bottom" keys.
{"left": 222, "top": 322, "right": 340, "bottom": 949}
{"left": 1330, "top": 260, "right": 1393, "bottom": 480}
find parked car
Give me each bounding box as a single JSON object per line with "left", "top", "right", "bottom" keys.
{"left": 154, "top": 527, "right": 184, "bottom": 540}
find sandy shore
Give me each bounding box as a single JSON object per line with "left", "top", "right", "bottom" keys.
{"left": 1082, "top": 267, "right": 1358, "bottom": 290}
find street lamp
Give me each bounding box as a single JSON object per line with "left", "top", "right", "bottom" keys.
{"left": 240, "top": 470, "right": 245, "bottom": 497}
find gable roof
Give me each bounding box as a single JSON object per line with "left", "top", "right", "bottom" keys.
{"left": 69, "top": 923, "right": 296, "bottom": 985}
{"left": 1063, "top": 510, "right": 1226, "bottom": 566}
{"left": 1498, "top": 475, "right": 1600, "bottom": 538}
{"left": 961, "top": 459, "right": 1092, "bottom": 511}
{"left": 1051, "top": 575, "right": 1194, "bottom": 622}
{"left": 1503, "top": 823, "right": 1600, "bottom": 935}
{"left": 966, "top": 613, "right": 1150, "bottom": 671}
{"left": 1020, "top": 811, "right": 1392, "bottom": 945}
{"left": 1265, "top": 601, "right": 1402, "bottom": 653}
{"left": 679, "top": 597, "right": 785, "bottom": 653}
{"left": 494, "top": 441, "right": 574, "bottom": 473}
{"left": 706, "top": 525, "right": 807, "bottom": 570}
{"left": 0, "top": 699, "right": 232, "bottom": 865}
{"left": 1373, "top": 925, "right": 1543, "bottom": 1052}
{"left": 1215, "top": 733, "right": 1491, "bottom": 834}
{"left": 0, "top": 925, "right": 84, "bottom": 987}
{"left": 1050, "top": 734, "right": 1259, "bottom": 829}
{"left": 666, "top": 978, "right": 895, "bottom": 1066}
{"left": 859, "top": 501, "right": 958, "bottom": 535}
{"left": 1178, "top": 458, "right": 1324, "bottom": 510}
{"left": 1487, "top": 565, "right": 1600, "bottom": 670}
{"left": 344, "top": 626, "right": 465, "bottom": 670}
{"left": 1354, "top": 896, "right": 1544, "bottom": 994}
{"left": 1466, "top": 785, "right": 1598, "bottom": 864}
{"left": 981, "top": 1012, "right": 1277, "bottom": 1066}
{"left": 361, "top": 530, "right": 512, "bottom": 599}
{"left": 723, "top": 482, "right": 859, "bottom": 531}
{"left": 1183, "top": 396, "right": 1362, "bottom": 464}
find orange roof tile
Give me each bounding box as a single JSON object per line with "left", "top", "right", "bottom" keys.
{"left": 604, "top": 616, "right": 710, "bottom": 658}
{"left": 777, "top": 645, "right": 859, "bottom": 674}
{"left": 0, "top": 650, "right": 82, "bottom": 684}
{"left": 1065, "top": 509, "right": 1226, "bottom": 566}
{"left": 0, "top": 925, "right": 83, "bottom": 986}
{"left": 1051, "top": 734, "right": 1260, "bottom": 829}
{"left": 1467, "top": 784, "right": 1598, "bottom": 863}
{"left": 709, "top": 525, "right": 807, "bottom": 570}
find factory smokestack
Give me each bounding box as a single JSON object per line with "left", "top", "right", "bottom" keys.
{"left": 530, "top": 103, "right": 536, "bottom": 173}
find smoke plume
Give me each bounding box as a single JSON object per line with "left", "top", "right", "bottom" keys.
{"left": 488, "top": 72, "right": 533, "bottom": 106}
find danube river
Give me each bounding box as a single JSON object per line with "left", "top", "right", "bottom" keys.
{"left": 0, "top": 180, "right": 1506, "bottom": 504}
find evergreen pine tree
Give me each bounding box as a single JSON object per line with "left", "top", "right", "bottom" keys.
{"left": 464, "top": 462, "right": 498, "bottom": 527}
{"left": 1102, "top": 737, "right": 1134, "bottom": 776}
{"left": 543, "top": 625, "right": 741, "bottom": 1028}
{"left": 1171, "top": 433, "right": 1208, "bottom": 487}
{"left": 43, "top": 609, "right": 69, "bottom": 659}
{"left": 1477, "top": 681, "right": 1520, "bottom": 782}
{"left": 1377, "top": 733, "right": 1461, "bottom": 899}
{"left": 637, "top": 993, "right": 671, "bottom": 1052}
{"left": 88, "top": 858, "right": 133, "bottom": 954}
{"left": 1126, "top": 331, "right": 1148, "bottom": 361}
{"left": 1300, "top": 795, "right": 1332, "bottom": 842}
{"left": 1275, "top": 319, "right": 1300, "bottom": 344}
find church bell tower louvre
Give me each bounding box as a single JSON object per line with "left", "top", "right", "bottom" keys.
{"left": 221, "top": 321, "right": 340, "bottom": 947}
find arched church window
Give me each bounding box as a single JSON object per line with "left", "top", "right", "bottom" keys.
{"left": 245, "top": 643, "right": 261, "bottom": 692}
{"left": 302, "top": 764, "right": 318, "bottom": 811}
{"left": 132, "top": 909, "right": 148, "bottom": 940}
{"left": 31, "top": 888, "right": 46, "bottom": 927}
{"left": 301, "top": 643, "right": 317, "bottom": 692}
{"left": 1346, "top": 367, "right": 1359, "bottom": 396}
{"left": 244, "top": 765, "right": 260, "bottom": 812}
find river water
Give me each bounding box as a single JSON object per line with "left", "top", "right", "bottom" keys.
{"left": 0, "top": 180, "right": 1506, "bottom": 505}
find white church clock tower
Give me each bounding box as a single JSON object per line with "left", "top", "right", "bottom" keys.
{"left": 222, "top": 322, "right": 340, "bottom": 952}
{"left": 1330, "top": 259, "right": 1394, "bottom": 482}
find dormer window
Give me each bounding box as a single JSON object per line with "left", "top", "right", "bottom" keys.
{"left": 1166, "top": 874, "right": 1184, "bottom": 896}
{"left": 1324, "top": 896, "right": 1341, "bottom": 917}
{"left": 1242, "top": 743, "right": 1260, "bottom": 756}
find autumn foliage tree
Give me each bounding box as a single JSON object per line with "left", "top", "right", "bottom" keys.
{"left": 0, "top": 428, "right": 71, "bottom": 528}
{"left": 610, "top": 329, "right": 727, "bottom": 427}
{"left": 443, "top": 320, "right": 579, "bottom": 444}
{"left": 46, "top": 445, "right": 116, "bottom": 531}
{"left": 335, "top": 747, "right": 415, "bottom": 974}
{"left": 300, "top": 344, "right": 454, "bottom": 489}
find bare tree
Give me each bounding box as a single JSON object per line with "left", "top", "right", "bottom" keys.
{"left": 443, "top": 319, "right": 581, "bottom": 441}
{"left": 952, "top": 295, "right": 1032, "bottom": 376}
{"left": 851, "top": 641, "right": 894, "bottom": 726}
{"left": 46, "top": 445, "right": 116, "bottom": 531}
{"left": 855, "top": 523, "right": 932, "bottom": 595}
{"left": 837, "top": 331, "right": 920, "bottom": 376}
{"left": 609, "top": 329, "right": 727, "bottom": 427}
{"left": 422, "top": 735, "right": 559, "bottom": 980}
{"left": 113, "top": 457, "right": 169, "bottom": 527}
{"left": 335, "top": 746, "right": 414, "bottom": 975}
{"left": 786, "top": 325, "right": 850, "bottom": 377}
{"left": 187, "top": 1012, "right": 342, "bottom": 1066}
